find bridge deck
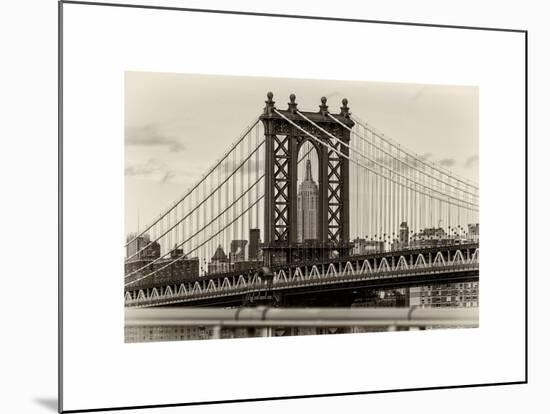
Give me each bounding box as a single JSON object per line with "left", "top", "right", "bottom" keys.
{"left": 126, "top": 246, "right": 479, "bottom": 308}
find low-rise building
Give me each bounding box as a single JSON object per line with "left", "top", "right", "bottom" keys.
{"left": 208, "top": 245, "right": 230, "bottom": 274}
{"left": 353, "top": 238, "right": 385, "bottom": 255}
{"left": 409, "top": 282, "right": 479, "bottom": 308}
{"left": 124, "top": 254, "right": 200, "bottom": 291}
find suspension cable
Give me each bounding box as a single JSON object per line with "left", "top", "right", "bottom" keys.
{"left": 125, "top": 175, "right": 264, "bottom": 279}
{"left": 351, "top": 115, "right": 479, "bottom": 190}
{"left": 327, "top": 113, "right": 479, "bottom": 198}
{"left": 294, "top": 110, "right": 478, "bottom": 210}
{"left": 125, "top": 116, "right": 261, "bottom": 247}
{"left": 275, "top": 109, "right": 477, "bottom": 212}
{"left": 125, "top": 194, "right": 264, "bottom": 287}
{"left": 125, "top": 139, "right": 265, "bottom": 261}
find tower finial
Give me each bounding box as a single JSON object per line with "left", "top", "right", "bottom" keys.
{"left": 305, "top": 158, "right": 313, "bottom": 181}
{"left": 340, "top": 98, "right": 350, "bottom": 118}
{"left": 288, "top": 93, "right": 298, "bottom": 114}
{"left": 264, "top": 91, "right": 275, "bottom": 116}
{"left": 319, "top": 96, "right": 328, "bottom": 115}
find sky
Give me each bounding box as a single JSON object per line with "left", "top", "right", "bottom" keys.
{"left": 125, "top": 72, "right": 478, "bottom": 235}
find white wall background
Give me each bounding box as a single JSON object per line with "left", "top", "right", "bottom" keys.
{"left": 61, "top": 2, "right": 524, "bottom": 411}
{"left": 0, "top": 0, "right": 546, "bottom": 413}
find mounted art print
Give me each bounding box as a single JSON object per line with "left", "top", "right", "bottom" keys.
{"left": 59, "top": 1, "right": 526, "bottom": 412}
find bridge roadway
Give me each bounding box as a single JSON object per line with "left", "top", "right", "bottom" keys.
{"left": 125, "top": 243, "right": 479, "bottom": 308}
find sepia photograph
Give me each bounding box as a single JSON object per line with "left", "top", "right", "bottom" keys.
{"left": 124, "top": 72, "right": 480, "bottom": 343}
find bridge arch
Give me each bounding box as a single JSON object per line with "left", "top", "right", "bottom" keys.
{"left": 296, "top": 138, "right": 321, "bottom": 242}
{"left": 260, "top": 92, "right": 354, "bottom": 267}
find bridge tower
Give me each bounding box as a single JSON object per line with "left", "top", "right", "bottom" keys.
{"left": 260, "top": 92, "right": 355, "bottom": 267}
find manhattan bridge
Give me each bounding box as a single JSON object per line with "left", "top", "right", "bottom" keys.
{"left": 124, "top": 93, "right": 479, "bottom": 309}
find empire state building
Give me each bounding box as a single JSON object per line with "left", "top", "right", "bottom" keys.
{"left": 297, "top": 159, "right": 319, "bottom": 242}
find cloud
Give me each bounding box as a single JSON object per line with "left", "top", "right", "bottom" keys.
{"left": 465, "top": 155, "right": 479, "bottom": 168}
{"left": 438, "top": 158, "right": 456, "bottom": 167}
{"left": 125, "top": 158, "right": 176, "bottom": 183}
{"left": 125, "top": 123, "right": 185, "bottom": 152}
{"left": 410, "top": 86, "right": 426, "bottom": 102}
{"left": 160, "top": 170, "right": 177, "bottom": 184}
{"left": 323, "top": 91, "right": 343, "bottom": 103}
{"left": 124, "top": 160, "right": 159, "bottom": 177}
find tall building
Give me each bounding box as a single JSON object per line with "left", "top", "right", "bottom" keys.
{"left": 249, "top": 229, "right": 260, "bottom": 260}
{"left": 297, "top": 159, "right": 319, "bottom": 242}
{"left": 126, "top": 233, "right": 161, "bottom": 260}
{"left": 391, "top": 222, "right": 410, "bottom": 251}
{"left": 468, "top": 223, "right": 480, "bottom": 241}
{"left": 230, "top": 240, "right": 248, "bottom": 262}
{"left": 124, "top": 237, "right": 199, "bottom": 291}
{"left": 399, "top": 222, "right": 409, "bottom": 245}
